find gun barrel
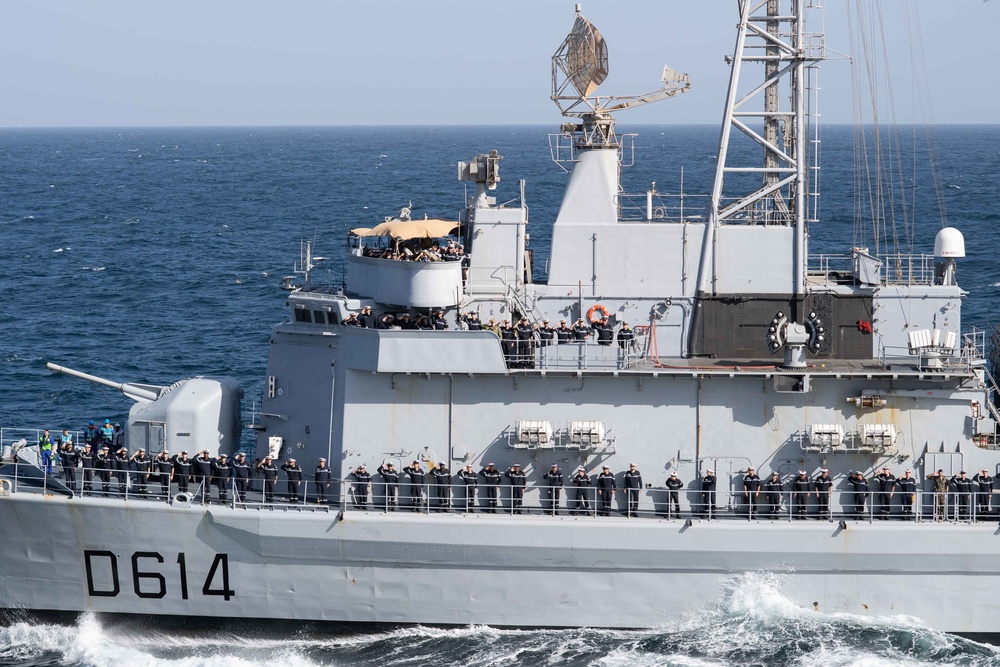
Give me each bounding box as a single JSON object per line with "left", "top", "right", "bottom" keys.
{"left": 45, "top": 362, "right": 163, "bottom": 402}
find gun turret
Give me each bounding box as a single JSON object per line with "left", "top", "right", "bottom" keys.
{"left": 45, "top": 363, "right": 165, "bottom": 403}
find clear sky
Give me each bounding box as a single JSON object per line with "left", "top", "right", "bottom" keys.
{"left": 0, "top": 0, "right": 995, "bottom": 127}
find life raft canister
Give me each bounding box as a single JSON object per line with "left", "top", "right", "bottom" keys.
{"left": 586, "top": 304, "right": 610, "bottom": 323}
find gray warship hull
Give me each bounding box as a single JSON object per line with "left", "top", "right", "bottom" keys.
{"left": 2, "top": 492, "right": 998, "bottom": 633}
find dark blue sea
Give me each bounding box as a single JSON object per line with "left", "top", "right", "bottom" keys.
{"left": 2, "top": 125, "right": 1000, "bottom": 666}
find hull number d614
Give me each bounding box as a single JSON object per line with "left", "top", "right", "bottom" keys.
{"left": 84, "top": 550, "right": 234, "bottom": 601}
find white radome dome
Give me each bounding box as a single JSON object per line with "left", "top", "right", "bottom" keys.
{"left": 933, "top": 227, "right": 965, "bottom": 258}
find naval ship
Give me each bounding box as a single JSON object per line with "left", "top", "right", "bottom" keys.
{"left": 3, "top": 2, "right": 999, "bottom": 634}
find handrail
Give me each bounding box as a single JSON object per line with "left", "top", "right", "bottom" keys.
{"left": 2, "top": 462, "right": 992, "bottom": 524}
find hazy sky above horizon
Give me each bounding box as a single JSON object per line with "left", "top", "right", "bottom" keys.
{"left": 0, "top": 0, "right": 996, "bottom": 128}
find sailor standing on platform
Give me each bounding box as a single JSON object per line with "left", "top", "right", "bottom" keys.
{"left": 479, "top": 463, "right": 501, "bottom": 513}
{"left": 571, "top": 466, "right": 592, "bottom": 515}
{"left": 555, "top": 320, "right": 572, "bottom": 344}
{"left": 349, "top": 464, "right": 371, "bottom": 509}
{"left": 537, "top": 320, "right": 555, "bottom": 347}
{"left": 624, "top": 463, "right": 643, "bottom": 517}
{"left": 596, "top": 466, "right": 616, "bottom": 516}
{"left": 457, "top": 463, "right": 477, "bottom": 512}
{"left": 847, "top": 471, "right": 869, "bottom": 517}
{"left": 377, "top": 461, "right": 399, "bottom": 510}
{"left": 792, "top": 470, "right": 811, "bottom": 517}
{"left": 431, "top": 462, "right": 451, "bottom": 511}
{"left": 233, "top": 453, "right": 251, "bottom": 502}
{"left": 813, "top": 468, "right": 833, "bottom": 518}
{"left": 743, "top": 468, "right": 762, "bottom": 518}
{"left": 973, "top": 469, "right": 993, "bottom": 517}
{"left": 505, "top": 463, "right": 526, "bottom": 514}
{"left": 60, "top": 443, "right": 79, "bottom": 491}
{"left": 951, "top": 470, "right": 974, "bottom": 520}
{"left": 79, "top": 444, "right": 94, "bottom": 494}
{"left": 194, "top": 450, "right": 213, "bottom": 497}
{"left": 257, "top": 456, "right": 278, "bottom": 502}
{"left": 281, "top": 458, "right": 303, "bottom": 502}
{"left": 172, "top": 451, "right": 191, "bottom": 494}
{"left": 665, "top": 471, "right": 683, "bottom": 518}
{"left": 763, "top": 472, "right": 783, "bottom": 515}
{"left": 95, "top": 446, "right": 112, "bottom": 496}
{"left": 212, "top": 454, "right": 231, "bottom": 502}
{"left": 896, "top": 469, "right": 916, "bottom": 517}
{"left": 543, "top": 463, "right": 564, "bottom": 514}
{"left": 403, "top": 460, "right": 426, "bottom": 511}
{"left": 313, "top": 458, "right": 331, "bottom": 504}
{"left": 38, "top": 430, "right": 54, "bottom": 474}
{"left": 153, "top": 451, "right": 173, "bottom": 497}
{"left": 113, "top": 447, "right": 129, "bottom": 496}
{"left": 129, "top": 449, "right": 151, "bottom": 495}
{"left": 699, "top": 468, "right": 715, "bottom": 519}
{"left": 872, "top": 467, "right": 895, "bottom": 518}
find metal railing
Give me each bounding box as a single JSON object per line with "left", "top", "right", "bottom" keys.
{"left": 505, "top": 338, "right": 647, "bottom": 371}
{"left": 808, "top": 252, "right": 937, "bottom": 286}
{"left": 2, "top": 464, "right": 993, "bottom": 524}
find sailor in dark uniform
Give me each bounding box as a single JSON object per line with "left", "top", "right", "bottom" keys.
{"left": 792, "top": 470, "right": 811, "bottom": 517}
{"left": 596, "top": 465, "right": 616, "bottom": 516}
{"left": 343, "top": 313, "right": 361, "bottom": 326}
{"left": 499, "top": 320, "right": 517, "bottom": 365}
{"left": 377, "top": 461, "right": 399, "bottom": 510}
{"left": 973, "top": 469, "right": 994, "bottom": 517}
{"left": 951, "top": 470, "right": 974, "bottom": 520}
{"left": 312, "top": 458, "right": 331, "bottom": 504}
{"left": 349, "top": 464, "right": 371, "bottom": 509}
{"left": 537, "top": 320, "right": 555, "bottom": 347}
{"left": 505, "top": 463, "right": 527, "bottom": 514}
{"left": 194, "top": 450, "right": 213, "bottom": 498}
{"left": 431, "top": 311, "right": 449, "bottom": 330}
{"left": 763, "top": 472, "right": 783, "bottom": 515}
{"left": 281, "top": 458, "right": 303, "bottom": 502}
{"left": 570, "top": 318, "right": 591, "bottom": 341}
{"left": 79, "top": 444, "right": 95, "bottom": 494}
{"left": 233, "top": 452, "right": 251, "bottom": 502}
{"left": 60, "top": 443, "right": 79, "bottom": 492}
{"left": 457, "top": 464, "right": 478, "bottom": 512}
{"left": 846, "top": 471, "right": 869, "bottom": 517}
{"left": 594, "top": 317, "right": 614, "bottom": 346}
{"left": 699, "top": 468, "right": 716, "bottom": 519}
{"left": 479, "top": 462, "right": 501, "bottom": 513}
{"left": 153, "top": 450, "right": 173, "bottom": 497}
{"left": 812, "top": 468, "right": 833, "bottom": 518}
{"left": 665, "top": 471, "right": 683, "bottom": 518}
{"left": 403, "top": 460, "right": 426, "bottom": 511}
{"left": 743, "top": 467, "right": 762, "bottom": 517}
{"left": 113, "top": 447, "right": 130, "bottom": 496}
{"left": 129, "top": 448, "right": 151, "bottom": 495}
{"left": 624, "top": 463, "right": 643, "bottom": 516}
{"left": 461, "top": 311, "right": 482, "bottom": 331}
{"left": 172, "top": 451, "right": 191, "bottom": 494}
{"left": 357, "top": 305, "right": 374, "bottom": 328}
{"left": 617, "top": 322, "right": 635, "bottom": 350}
{"left": 212, "top": 454, "right": 232, "bottom": 502}
{"left": 896, "top": 468, "right": 917, "bottom": 518}
{"left": 555, "top": 320, "right": 572, "bottom": 344}
{"left": 872, "top": 467, "right": 895, "bottom": 518}
{"left": 515, "top": 317, "right": 535, "bottom": 367}
{"left": 543, "top": 463, "right": 564, "bottom": 514}
{"left": 257, "top": 456, "right": 278, "bottom": 502}
{"left": 430, "top": 462, "right": 451, "bottom": 511}
{"left": 571, "top": 466, "right": 592, "bottom": 515}
{"left": 95, "top": 446, "right": 112, "bottom": 496}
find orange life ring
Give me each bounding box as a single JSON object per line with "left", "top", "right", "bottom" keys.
{"left": 587, "top": 304, "right": 610, "bottom": 323}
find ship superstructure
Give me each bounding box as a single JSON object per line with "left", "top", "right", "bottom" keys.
{"left": 3, "top": 1, "right": 1000, "bottom": 634}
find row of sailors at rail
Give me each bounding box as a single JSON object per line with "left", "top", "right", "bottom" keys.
{"left": 342, "top": 308, "right": 637, "bottom": 345}
{"left": 360, "top": 239, "right": 465, "bottom": 262}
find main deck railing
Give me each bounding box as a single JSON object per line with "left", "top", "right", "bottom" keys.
{"left": 0, "top": 461, "right": 990, "bottom": 524}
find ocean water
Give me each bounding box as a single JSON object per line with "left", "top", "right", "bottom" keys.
{"left": 2, "top": 124, "right": 1000, "bottom": 665}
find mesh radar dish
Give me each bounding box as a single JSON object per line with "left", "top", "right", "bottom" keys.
{"left": 551, "top": 4, "right": 690, "bottom": 122}
{"left": 554, "top": 9, "right": 608, "bottom": 99}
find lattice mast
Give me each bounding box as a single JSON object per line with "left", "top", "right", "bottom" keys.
{"left": 696, "top": 0, "right": 824, "bottom": 298}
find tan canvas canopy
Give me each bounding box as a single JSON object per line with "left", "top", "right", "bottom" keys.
{"left": 350, "top": 219, "right": 460, "bottom": 240}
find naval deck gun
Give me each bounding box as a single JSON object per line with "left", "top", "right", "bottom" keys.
{"left": 46, "top": 362, "right": 242, "bottom": 457}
